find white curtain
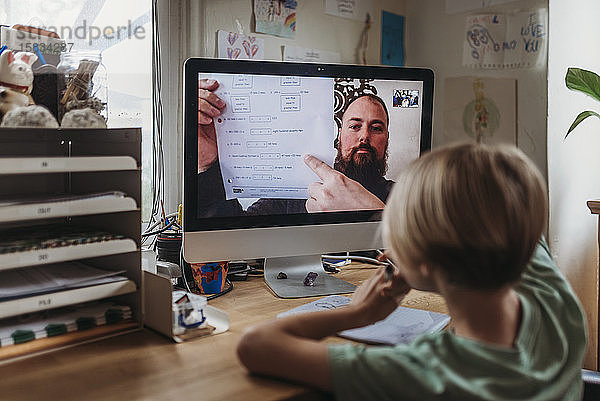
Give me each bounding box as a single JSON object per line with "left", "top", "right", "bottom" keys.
{"left": 155, "top": 0, "right": 206, "bottom": 212}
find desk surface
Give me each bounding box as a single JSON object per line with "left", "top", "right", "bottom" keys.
{"left": 0, "top": 264, "right": 447, "bottom": 401}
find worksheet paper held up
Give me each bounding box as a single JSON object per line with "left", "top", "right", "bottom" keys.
{"left": 207, "top": 73, "right": 336, "bottom": 200}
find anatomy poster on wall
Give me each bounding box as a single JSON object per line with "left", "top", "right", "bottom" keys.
{"left": 254, "top": 0, "right": 297, "bottom": 39}
{"left": 443, "top": 76, "right": 517, "bottom": 146}
{"left": 463, "top": 8, "right": 547, "bottom": 69}
{"left": 217, "top": 30, "right": 265, "bottom": 60}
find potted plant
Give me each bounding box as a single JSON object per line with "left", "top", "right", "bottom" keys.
{"left": 565, "top": 68, "right": 600, "bottom": 137}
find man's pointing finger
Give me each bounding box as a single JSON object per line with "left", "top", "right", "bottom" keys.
{"left": 303, "top": 154, "right": 336, "bottom": 181}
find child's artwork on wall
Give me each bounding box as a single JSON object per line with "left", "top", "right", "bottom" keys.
{"left": 462, "top": 8, "right": 547, "bottom": 69}
{"left": 443, "top": 76, "right": 517, "bottom": 146}
{"left": 217, "top": 30, "right": 265, "bottom": 60}
{"left": 254, "top": 0, "right": 297, "bottom": 39}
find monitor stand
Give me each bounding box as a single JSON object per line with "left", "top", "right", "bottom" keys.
{"left": 264, "top": 254, "right": 356, "bottom": 298}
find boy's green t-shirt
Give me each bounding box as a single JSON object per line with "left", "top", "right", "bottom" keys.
{"left": 328, "top": 240, "right": 588, "bottom": 401}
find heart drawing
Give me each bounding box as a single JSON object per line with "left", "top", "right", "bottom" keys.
{"left": 227, "top": 47, "right": 241, "bottom": 59}
{"left": 242, "top": 40, "right": 259, "bottom": 58}
{"left": 227, "top": 32, "right": 239, "bottom": 46}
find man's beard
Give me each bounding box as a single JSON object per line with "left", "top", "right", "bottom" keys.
{"left": 334, "top": 143, "right": 388, "bottom": 189}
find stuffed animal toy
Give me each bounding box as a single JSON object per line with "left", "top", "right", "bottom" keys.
{"left": 0, "top": 105, "right": 59, "bottom": 128}
{"left": 61, "top": 108, "right": 107, "bottom": 128}
{"left": 0, "top": 85, "right": 29, "bottom": 121}
{"left": 0, "top": 50, "right": 38, "bottom": 104}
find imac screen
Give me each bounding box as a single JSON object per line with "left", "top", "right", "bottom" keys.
{"left": 184, "top": 58, "right": 433, "bottom": 232}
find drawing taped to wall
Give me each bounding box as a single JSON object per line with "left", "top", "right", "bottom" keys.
{"left": 462, "top": 8, "right": 547, "bottom": 69}
{"left": 443, "top": 76, "right": 517, "bottom": 145}
{"left": 254, "top": 0, "right": 297, "bottom": 39}
{"left": 217, "top": 30, "right": 265, "bottom": 60}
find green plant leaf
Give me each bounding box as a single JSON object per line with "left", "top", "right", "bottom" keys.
{"left": 565, "top": 110, "right": 600, "bottom": 138}
{"left": 566, "top": 68, "right": 600, "bottom": 102}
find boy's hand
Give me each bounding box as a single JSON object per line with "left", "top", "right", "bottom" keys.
{"left": 198, "top": 79, "right": 226, "bottom": 172}
{"left": 350, "top": 264, "right": 410, "bottom": 325}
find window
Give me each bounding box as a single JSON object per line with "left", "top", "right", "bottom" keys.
{"left": 1, "top": 0, "right": 153, "bottom": 220}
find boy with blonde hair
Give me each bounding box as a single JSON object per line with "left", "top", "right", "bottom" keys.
{"left": 237, "top": 143, "right": 587, "bottom": 400}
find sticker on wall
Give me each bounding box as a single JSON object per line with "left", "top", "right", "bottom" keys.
{"left": 217, "top": 30, "right": 265, "bottom": 60}
{"left": 254, "top": 0, "right": 297, "bottom": 39}
{"left": 462, "top": 9, "right": 547, "bottom": 69}
{"left": 443, "top": 76, "right": 517, "bottom": 146}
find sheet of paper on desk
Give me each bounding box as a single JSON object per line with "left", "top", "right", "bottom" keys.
{"left": 206, "top": 73, "right": 336, "bottom": 200}
{"left": 278, "top": 295, "right": 450, "bottom": 345}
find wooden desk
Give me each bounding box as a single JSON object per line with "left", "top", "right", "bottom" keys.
{"left": 0, "top": 264, "right": 447, "bottom": 401}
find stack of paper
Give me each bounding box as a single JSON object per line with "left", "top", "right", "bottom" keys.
{"left": 0, "top": 262, "right": 127, "bottom": 301}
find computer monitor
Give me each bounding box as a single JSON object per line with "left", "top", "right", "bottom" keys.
{"left": 183, "top": 58, "right": 433, "bottom": 298}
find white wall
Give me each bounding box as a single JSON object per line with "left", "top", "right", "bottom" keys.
{"left": 159, "top": 0, "right": 408, "bottom": 213}
{"left": 198, "top": 0, "right": 406, "bottom": 64}
{"left": 405, "top": 0, "right": 548, "bottom": 179}
{"left": 548, "top": 0, "right": 600, "bottom": 369}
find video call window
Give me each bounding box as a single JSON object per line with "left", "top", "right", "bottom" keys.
{"left": 196, "top": 74, "right": 424, "bottom": 217}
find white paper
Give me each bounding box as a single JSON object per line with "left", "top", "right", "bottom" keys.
{"left": 445, "top": 0, "right": 519, "bottom": 14}
{"left": 205, "top": 73, "right": 336, "bottom": 200}
{"left": 325, "top": 0, "right": 373, "bottom": 21}
{"left": 217, "top": 30, "right": 265, "bottom": 60}
{"left": 283, "top": 45, "right": 341, "bottom": 64}
{"left": 278, "top": 295, "right": 451, "bottom": 345}
{"left": 463, "top": 9, "right": 547, "bottom": 69}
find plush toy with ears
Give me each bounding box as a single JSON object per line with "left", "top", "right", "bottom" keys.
{"left": 0, "top": 85, "right": 29, "bottom": 121}
{"left": 0, "top": 50, "right": 38, "bottom": 104}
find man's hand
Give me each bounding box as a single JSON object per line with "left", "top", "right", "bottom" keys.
{"left": 303, "top": 154, "right": 385, "bottom": 212}
{"left": 350, "top": 264, "right": 411, "bottom": 325}
{"left": 198, "top": 79, "right": 226, "bottom": 172}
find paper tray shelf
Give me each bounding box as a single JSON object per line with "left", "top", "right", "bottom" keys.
{"left": 0, "top": 238, "right": 138, "bottom": 272}
{"left": 0, "top": 195, "right": 137, "bottom": 223}
{"left": 0, "top": 156, "right": 138, "bottom": 175}
{"left": 0, "top": 279, "right": 137, "bottom": 320}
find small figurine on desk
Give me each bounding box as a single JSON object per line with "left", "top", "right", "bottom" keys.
{"left": 0, "top": 50, "right": 38, "bottom": 105}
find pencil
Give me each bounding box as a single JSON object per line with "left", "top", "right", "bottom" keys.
{"left": 384, "top": 264, "right": 394, "bottom": 282}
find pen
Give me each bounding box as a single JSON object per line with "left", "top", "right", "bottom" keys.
{"left": 377, "top": 250, "right": 396, "bottom": 282}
